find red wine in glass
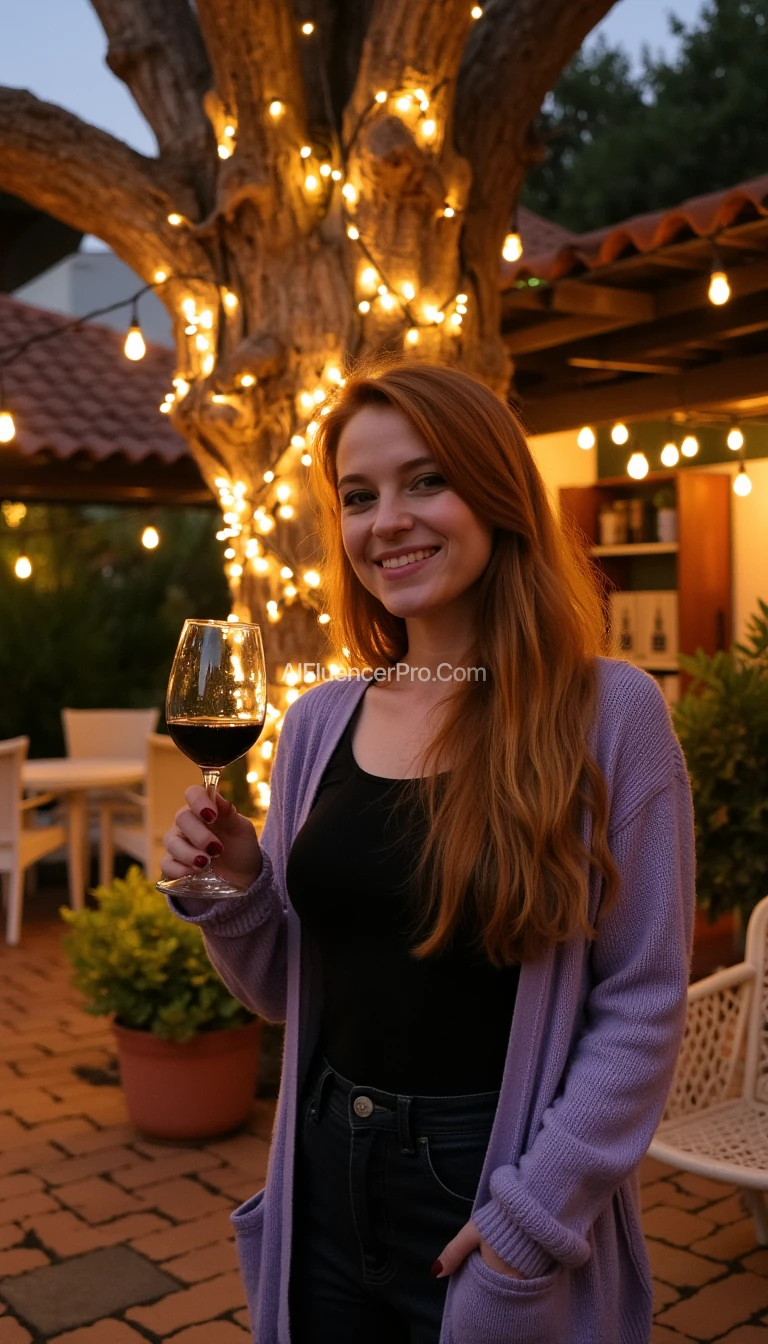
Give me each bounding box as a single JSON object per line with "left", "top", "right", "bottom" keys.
{"left": 156, "top": 618, "right": 267, "bottom": 901}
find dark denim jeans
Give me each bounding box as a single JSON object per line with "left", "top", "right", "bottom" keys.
{"left": 289, "top": 1053, "right": 500, "bottom": 1343}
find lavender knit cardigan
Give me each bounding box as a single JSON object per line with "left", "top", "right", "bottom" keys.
{"left": 170, "top": 657, "right": 696, "bottom": 1344}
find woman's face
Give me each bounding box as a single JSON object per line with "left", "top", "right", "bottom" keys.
{"left": 335, "top": 404, "right": 493, "bottom": 621}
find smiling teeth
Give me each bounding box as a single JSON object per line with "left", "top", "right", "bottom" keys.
{"left": 380, "top": 548, "right": 438, "bottom": 569}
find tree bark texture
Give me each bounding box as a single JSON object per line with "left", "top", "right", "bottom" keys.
{"left": 0, "top": 0, "right": 617, "bottom": 780}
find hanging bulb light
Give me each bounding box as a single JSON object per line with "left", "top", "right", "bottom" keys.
{"left": 577, "top": 427, "right": 595, "bottom": 451}
{"left": 14, "top": 556, "right": 32, "bottom": 580}
{"left": 727, "top": 427, "right": 744, "bottom": 451}
{"left": 611, "top": 422, "right": 629, "bottom": 445}
{"left": 0, "top": 383, "right": 16, "bottom": 443}
{"left": 708, "top": 245, "right": 730, "bottom": 305}
{"left": 733, "top": 462, "right": 752, "bottom": 496}
{"left": 141, "top": 526, "right": 160, "bottom": 549}
{"left": 660, "top": 442, "right": 679, "bottom": 468}
{"left": 681, "top": 434, "right": 699, "bottom": 458}
{"left": 627, "top": 452, "right": 649, "bottom": 480}
{"left": 502, "top": 230, "right": 523, "bottom": 262}
{"left": 124, "top": 302, "right": 146, "bottom": 361}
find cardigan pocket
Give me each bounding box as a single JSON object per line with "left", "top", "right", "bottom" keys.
{"left": 231, "top": 1187, "right": 265, "bottom": 1316}
{"left": 447, "top": 1248, "right": 568, "bottom": 1344}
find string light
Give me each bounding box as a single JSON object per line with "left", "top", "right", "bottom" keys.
{"left": 167, "top": 213, "right": 183, "bottom": 227}
{"left": 733, "top": 462, "right": 752, "bottom": 496}
{"left": 375, "top": 91, "right": 387, "bottom": 104}
{"left": 124, "top": 303, "right": 146, "bottom": 361}
{"left": 406, "top": 328, "right": 419, "bottom": 344}
{"left": 223, "top": 290, "right": 238, "bottom": 312}
{"left": 300, "top": 145, "right": 312, "bottom": 158}
{"left": 239, "top": 373, "right": 256, "bottom": 387}
{"left": 708, "top": 246, "right": 731, "bottom": 305}
{"left": 402, "top": 282, "right": 416, "bottom": 301}
{"left": 342, "top": 183, "right": 357, "bottom": 204}
{"left": 471, "top": 4, "right": 483, "bottom": 16}
{"left": 269, "top": 100, "right": 284, "bottom": 118}
{"left": 14, "top": 556, "right": 32, "bottom": 580}
{"left": 577, "top": 427, "right": 595, "bottom": 450}
{"left": 153, "top": 269, "right": 168, "bottom": 284}
{"left": 681, "top": 434, "right": 699, "bottom": 458}
{"left": 0, "top": 408, "right": 15, "bottom": 442}
{"left": 611, "top": 423, "right": 629, "bottom": 445}
{"left": 141, "top": 526, "right": 160, "bottom": 549}
{"left": 442, "top": 206, "right": 455, "bottom": 218}
{"left": 627, "top": 452, "right": 649, "bottom": 480}
{"left": 305, "top": 174, "right": 319, "bottom": 191}
{"left": 347, "top": 225, "right": 360, "bottom": 240}
{"left": 502, "top": 231, "right": 523, "bottom": 262}
{"left": 660, "top": 442, "right": 679, "bottom": 468}
{"left": 301, "top": 21, "right": 314, "bottom": 34}
{"left": 727, "top": 427, "right": 744, "bottom": 451}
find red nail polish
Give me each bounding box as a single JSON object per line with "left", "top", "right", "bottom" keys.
{"left": 430, "top": 1258, "right": 444, "bottom": 1278}
{"left": 201, "top": 808, "right": 216, "bottom": 823}
{"left": 206, "top": 841, "right": 223, "bottom": 857}
{"left": 193, "top": 855, "right": 209, "bottom": 868}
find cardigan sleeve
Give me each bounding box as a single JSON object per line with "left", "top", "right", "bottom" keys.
{"left": 471, "top": 733, "right": 696, "bottom": 1278}
{"left": 166, "top": 706, "right": 297, "bottom": 1024}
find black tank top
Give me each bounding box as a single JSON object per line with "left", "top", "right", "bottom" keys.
{"left": 286, "top": 692, "right": 520, "bottom": 1094}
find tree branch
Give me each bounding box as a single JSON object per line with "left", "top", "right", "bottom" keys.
{"left": 455, "top": 0, "right": 618, "bottom": 363}
{"left": 0, "top": 89, "right": 212, "bottom": 283}
{"left": 90, "top": 0, "right": 215, "bottom": 207}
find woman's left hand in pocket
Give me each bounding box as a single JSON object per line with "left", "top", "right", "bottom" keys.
{"left": 432, "top": 1218, "right": 526, "bottom": 1280}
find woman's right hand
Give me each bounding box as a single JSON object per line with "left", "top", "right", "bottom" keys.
{"left": 160, "top": 786, "right": 263, "bottom": 892}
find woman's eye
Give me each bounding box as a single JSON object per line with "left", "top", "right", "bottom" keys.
{"left": 414, "top": 473, "right": 445, "bottom": 489}
{"left": 341, "top": 474, "right": 445, "bottom": 508}
{"left": 342, "top": 490, "right": 372, "bottom": 507}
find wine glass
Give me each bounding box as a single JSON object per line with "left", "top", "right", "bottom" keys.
{"left": 156, "top": 618, "right": 267, "bottom": 900}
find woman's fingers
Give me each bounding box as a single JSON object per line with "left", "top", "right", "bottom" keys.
{"left": 164, "top": 830, "right": 213, "bottom": 871}
{"left": 172, "top": 805, "right": 218, "bottom": 852}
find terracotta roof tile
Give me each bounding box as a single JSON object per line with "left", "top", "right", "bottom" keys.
{"left": 0, "top": 294, "right": 186, "bottom": 464}
{"left": 503, "top": 175, "right": 768, "bottom": 285}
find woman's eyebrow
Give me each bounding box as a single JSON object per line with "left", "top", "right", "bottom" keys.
{"left": 337, "top": 456, "right": 437, "bottom": 490}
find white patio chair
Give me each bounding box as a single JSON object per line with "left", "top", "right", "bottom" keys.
{"left": 648, "top": 893, "right": 768, "bottom": 1244}
{"left": 0, "top": 736, "right": 68, "bottom": 945}
{"left": 101, "top": 733, "right": 199, "bottom": 884}
{"left": 61, "top": 707, "right": 159, "bottom": 880}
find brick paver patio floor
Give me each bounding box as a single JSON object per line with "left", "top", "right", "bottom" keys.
{"left": 1, "top": 888, "right": 766, "bottom": 1343}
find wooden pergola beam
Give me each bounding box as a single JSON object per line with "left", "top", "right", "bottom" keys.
{"left": 522, "top": 349, "right": 768, "bottom": 433}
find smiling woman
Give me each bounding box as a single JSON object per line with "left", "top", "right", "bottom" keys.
{"left": 163, "top": 358, "right": 695, "bottom": 1344}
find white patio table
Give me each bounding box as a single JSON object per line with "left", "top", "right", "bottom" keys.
{"left": 22, "top": 758, "right": 146, "bottom": 910}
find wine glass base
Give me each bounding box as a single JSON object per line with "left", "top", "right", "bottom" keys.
{"left": 156, "top": 873, "right": 249, "bottom": 901}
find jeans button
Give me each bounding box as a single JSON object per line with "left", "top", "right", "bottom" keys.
{"left": 353, "top": 1095, "right": 374, "bottom": 1117}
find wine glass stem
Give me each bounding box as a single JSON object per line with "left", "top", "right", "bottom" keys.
{"left": 202, "top": 770, "right": 221, "bottom": 807}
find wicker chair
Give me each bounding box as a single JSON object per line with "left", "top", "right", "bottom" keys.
{"left": 648, "top": 893, "right": 768, "bottom": 1244}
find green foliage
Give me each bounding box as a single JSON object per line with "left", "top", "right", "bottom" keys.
{"left": 522, "top": 1, "right": 768, "bottom": 231}
{"left": 673, "top": 600, "right": 768, "bottom": 924}
{"left": 0, "top": 503, "right": 229, "bottom": 757}
{"left": 60, "top": 866, "right": 254, "bottom": 1043}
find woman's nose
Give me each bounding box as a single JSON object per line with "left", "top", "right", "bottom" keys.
{"left": 371, "top": 497, "right": 414, "bottom": 535}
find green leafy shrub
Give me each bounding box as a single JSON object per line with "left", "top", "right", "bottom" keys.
{"left": 60, "top": 866, "right": 254, "bottom": 1043}
{"left": 673, "top": 599, "right": 768, "bottom": 925}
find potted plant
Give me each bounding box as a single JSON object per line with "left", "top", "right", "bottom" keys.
{"left": 672, "top": 600, "right": 768, "bottom": 976}
{"left": 60, "top": 865, "right": 262, "bottom": 1140}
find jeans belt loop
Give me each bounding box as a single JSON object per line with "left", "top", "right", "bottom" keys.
{"left": 397, "top": 1094, "right": 415, "bottom": 1155}
{"left": 310, "top": 1063, "right": 334, "bottom": 1124}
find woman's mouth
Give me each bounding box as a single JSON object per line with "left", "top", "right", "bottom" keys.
{"left": 375, "top": 546, "right": 441, "bottom": 578}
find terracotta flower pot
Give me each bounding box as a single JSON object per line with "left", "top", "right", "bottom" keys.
{"left": 113, "top": 1018, "right": 262, "bottom": 1140}
{"left": 690, "top": 909, "right": 740, "bottom": 982}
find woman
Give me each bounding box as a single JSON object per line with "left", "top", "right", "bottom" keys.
{"left": 162, "top": 361, "right": 695, "bottom": 1344}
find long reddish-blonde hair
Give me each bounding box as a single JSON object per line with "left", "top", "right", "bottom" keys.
{"left": 309, "top": 358, "right": 619, "bottom": 965}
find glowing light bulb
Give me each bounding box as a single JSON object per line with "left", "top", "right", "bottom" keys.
{"left": 346, "top": 225, "right": 360, "bottom": 241}
{"left": 318, "top": 613, "right": 331, "bottom": 625}
{"left": 159, "top": 401, "right": 172, "bottom": 413}
{"left": 313, "top": 387, "right": 326, "bottom": 403}
{"left": 224, "top": 547, "right": 236, "bottom": 559}
{"left": 450, "top": 312, "right": 462, "bottom": 326}
{"left": 14, "top": 556, "right": 32, "bottom": 580}
{"left": 218, "top": 144, "right": 232, "bottom": 159}
{"left": 406, "top": 328, "right": 419, "bottom": 345}
{"left": 195, "top": 334, "right": 210, "bottom": 351}
{"left": 224, "top": 124, "right": 235, "bottom": 137}
{"left": 331, "top": 169, "right": 342, "bottom": 180}
{"left": 358, "top": 300, "right": 370, "bottom": 313}
{"left": 305, "top": 174, "right": 319, "bottom": 191}
{"left": 611, "top": 422, "right": 629, "bottom": 445}
{"left": 627, "top": 452, "right": 649, "bottom": 480}
{"left": 278, "top": 504, "right": 294, "bottom": 519}
{"left": 303, "top": 570, "right": 321, "bottom": 587}
{"left": 456, "top": 293, "right": 468, "bottom": 304}
{"left": 471, "top": 4, "right": 483, "bottom": 16}
{"left": 223, "top": 290, "right": 238, "bottom": 312}
{"left": 269, "top": 100, "right": 284, "bottom": 118}
{"left": 141, "top": 527, "right": 159, "bottom": 549}
{"left": 443, "top": 206, "right": 455, "bottom": 218}
{"left": 380, "top": 293, "right": 396, "bottom": 311}
{"left": 502, "top": 232, "right": 523, "bottom": 262}
{"left": 153, "top": 269, "right": 168, "bottom": 283}
{"left": 361, "top": 266, "right": 378, "bottom": 290}
{"left": 239, "top": 373, "right": 256, "bottom": 387}
{"left": 421, "top": 119, "right": 436, "bottom": 138}
{"left": 300, "top": 145, "right": 312, "bottom": 158}
{"left": 681, "top": 435, "right": 699, "bottom": 458}
{"left": 660, "top": 443, "right": 680, "bottom": 468}
{"left": 327, "top": 367, "right": 342, "bottom": 383}
{"left": 167, "top": 213, "right": 183, "bottom": 226}
{"left": 708, "top": 270, "right": 730, "bottom": 305}
{"left": 124, "top": 324, "right": 146, "bottom": 361}
{"left": 396, "top": 95, "right": 413, "bottom": 113}
{"left": 301, "top": 21, "right": 314, "bottom": 34}
{"left": 375, "top": 91, "right": 387, "bottom": 104}
{"left": 0, "top": 410, "right": 16, "bottom": 442}
{"left": 342, "top": 183, "right": 357, "bottom": 203}
{"left": 320, "top": 163, "right": 332, "bottom": 178}
{"left": 276, "top": 483, "right": 292, "bottom": 502}
{"left": 301, "top": 453, "right": 312, "bottom": 465}
{"left": 181, "top": 298, "right": 196, "bottom": 320}
{"left": 402, "top": 282, "right": 416, "bottom": 301}
{"left": 727, "top": 428, "right": 744, "bottom": 451}
{"left": 202, "top": 353, "right": 214, "bottom": 375}
{"left": 733, "top": 465, "right": 752, "bottom": 496}
{"left": 577, "top": 426, "right": 595, "bottom": 451}
{"left": 173, "top": 378, "right": 190, "bottom": 398}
